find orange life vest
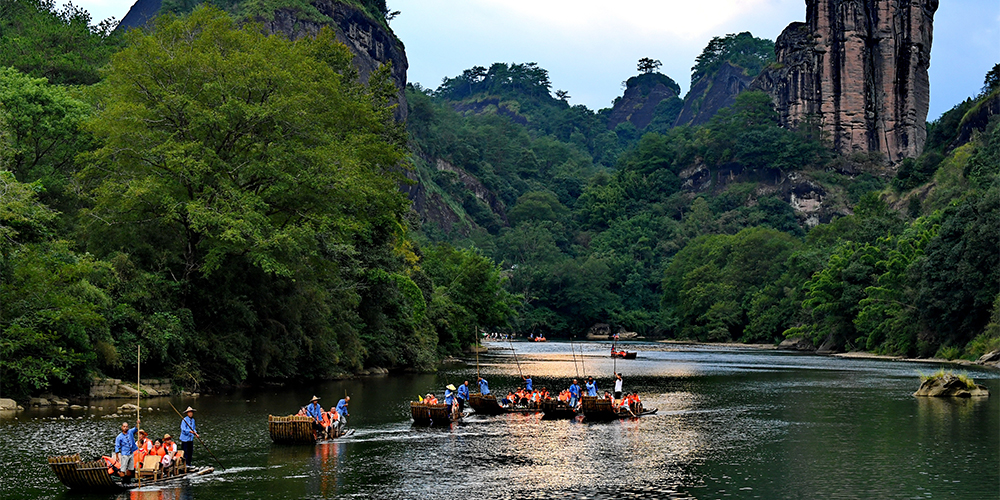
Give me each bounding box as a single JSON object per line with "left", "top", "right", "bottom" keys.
{"left": 103, "top": 455, "right": 121, "bottom": 475}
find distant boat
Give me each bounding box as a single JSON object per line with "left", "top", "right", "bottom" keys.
{"left": 533, "top": 336, "right": 547, "bottom": 342}
{"left": 410, "top": 401, "right": 460, "bottom": 425}
{"left": 610, "top": 337, "right": 637, "bottom": 358}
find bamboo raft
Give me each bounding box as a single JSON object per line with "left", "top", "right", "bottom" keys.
{"left": 468, "top": 393, "right": 505, "bottom": 415}
{"left": 540, "top": 399, "right": 578, "bottom": 419}
{"left": 268, "top": 415, "right": 346, "bottom": 444}
{"left": 611, "top": 351, "right": 638, "bottom": 359}
{"left": 410, "top": 402, "right": 459, "bottom": 425}
{"left": 48, "top": 454, "right": 213, "bottom": 492}
{"left": 580, "top": 396, "right": 656, "bottom": 421}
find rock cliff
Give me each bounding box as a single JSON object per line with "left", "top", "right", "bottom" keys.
{"left": 116, "top": 0, "right": 408, "bottom": 121}
{"left": 675, "top": 62, "right": 754, "bottom": 127}
{"left": 607, "top": 73, "right": 682, "bottom": 130}
{"left": 753, "top": 0, "right": 938, "bottom": 162}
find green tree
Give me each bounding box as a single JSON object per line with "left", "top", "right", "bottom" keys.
{"left": 78, "top": 7, "right": 414, "bottom": 383}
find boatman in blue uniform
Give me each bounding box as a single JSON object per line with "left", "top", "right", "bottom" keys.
{"left": 522, "top": 374, "right": 533, "bottom": 391}
{"left": 569, "top": 379, "right": 581, "bottom": 408}
{"left": 306, "top": 395, "right": 324, "bottom": 434}
{"left": 335, "top": 396, "right": 349, "bottom": 431}
{"left": 585, "top": 376, "right": 598, "bottom": 397}
{"left": 114, "top": 420, "right": 140, "bottom": 478}
{"left": 477, "top": 376, "right": 490, "bottom": 395}
{"left": 457, "top": 381, "right": 470, "bottom": 411}
{"left": 179, "top": 407, "right": 198, "bottom": 466}
{"left": 444, "top": 384, "right": 457, "bottom": 407}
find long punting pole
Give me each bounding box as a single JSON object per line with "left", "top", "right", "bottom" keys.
{"left": 570, "top": 335, "right": 579, "bottom": 379}
{"left": 169, "top": 402, "right": 225, "bottom": 470}
{"left": 580, "top": 341, "right": 586, "bottom": 377}
{"left": 137, "top": 345, "right": 140, "bottom": 489}
{"left": 508, "top": 335, "right": 524, "bottom": 380}
{"left": 475, "top": 326, "right": 480, "bottom": 379}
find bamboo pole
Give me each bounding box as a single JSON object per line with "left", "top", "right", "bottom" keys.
{"left": 508, "top": 335, "right": 524, "bottom": 380}
{"left": 137, "top": 345, "right": 140, "bottom": 489}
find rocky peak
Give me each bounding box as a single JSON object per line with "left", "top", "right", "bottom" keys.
{"left": 753, "top": 0, "right": 938, "bottom": 162}
{"left": 607, "top": 73, "right": 681, "bottom": 130}
{"left": 674, "top": 61, "right": 753, "bottom": 127}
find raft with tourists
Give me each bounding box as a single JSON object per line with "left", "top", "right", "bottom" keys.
{"left": 410, "top": 401, "right": 461, "bottom": 425}
{"left": 47, "top": 454, "right": 213, "bottom": 493}
{"left": 580, "top": 395, "right": 656, "bottom": 421}
{"left": 540, "top": 398, "right": 578, "bottom": 419}
{"left": 268, "top": 415, "right": 349, "bottom": 444}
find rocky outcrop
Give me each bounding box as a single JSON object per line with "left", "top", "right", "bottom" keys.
{"left": 955, "top": 90, "right": 1000, "bottom": 147}
{"left": 607, "top": 73, "right": 682, "bottom": 130}
{"left": 977, "top": 350, "right": 1000, "bottom": 369}
{"left": 0, "top": 398, "right": 17, "bottom": 410}
{"left": 753, "top": 0, "right": 938, "bottom": 162}
{"left": 675, "top": 62, "right": 754, "bottom": 127}
{"left": 116, "top": 0, "right": 408, "bottom": 121}
{"left": 914, "top": 373, "right": 990, "bottom": 397}
{"left": 434, "top": 160, "right": 509, "bottom": 226}
{"left": 260, "top": 1, "right": 408, "bottom": 121}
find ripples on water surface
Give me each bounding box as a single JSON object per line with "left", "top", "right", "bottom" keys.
{"left": 1, "top": 342, "right": 997, "bottom": 499}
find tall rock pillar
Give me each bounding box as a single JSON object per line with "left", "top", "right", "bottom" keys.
{"left": 753, "top": 0, "right": 938, "bottom": 162}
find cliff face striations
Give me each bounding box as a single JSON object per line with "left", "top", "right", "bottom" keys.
{"left": 260, "top": 0, "right": 408, "bottom": 121}
{"left": 117, "top": 0, "right": 408, "bottom": 121}
{"left": 753, "top": 0, "right": 938, "bottom": 162}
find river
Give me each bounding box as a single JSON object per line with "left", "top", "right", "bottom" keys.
{"left": 1, "top": 341, "right": 997, "bottom": 499}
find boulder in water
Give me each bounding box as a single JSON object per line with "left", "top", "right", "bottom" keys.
{"left": 914, "top": 373, "right": 990, "bottom": 398}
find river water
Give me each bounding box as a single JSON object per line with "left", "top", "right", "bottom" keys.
{"left": 1, "top": 342, "right": 997, "bottom": 500}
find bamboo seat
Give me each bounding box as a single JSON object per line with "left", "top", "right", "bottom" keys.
{"left": 137, "top": 455, "right": 161, "bottom": 481}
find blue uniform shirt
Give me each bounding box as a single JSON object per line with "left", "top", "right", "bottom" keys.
{"left": 586, "top": 380, "right": 597, "bottom": 396}
{"left": 444, "top": 389, "right": 455, "bottom": 405}
{"left": 569, "top": 384, "right": 580, "bottom": 398}
{"left": 180, "top": 416, "right": 198, "bottom": 442}
{"left": 524, "top": 377, "right": 532, "bottom": 391}
{"left": 306, "top": 402, "right": 323, "bottom": 422}
{"left": 478, "top": 379, "right": 490, "bottom": 395}
{"left": 457, "top": 384, "right": 469, "bottom": 400}
{"left": 336, "top": 399, "right": 349, "bottom": 417}
{"left": 115, "top": 428, "right": 138, "bottom": 455}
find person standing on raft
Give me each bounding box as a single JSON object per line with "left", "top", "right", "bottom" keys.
{"left": 585, "top": 376, "right": 598, "bottom": 397}
{"left": 113, "top": 420, "right": 140, "bottom": 478}
{"left": 457, "top": 381, "right": 470, "bottom": 411}
{"left": 478, "top": 376, "right": 490, "bottom": 395}
{"left": 335, "top": 396, "right": 350, "bottom": 431}
{"left": 179, "top": 407, "right": 199, "bottom": 466}
{"left": 614, "top": 373, "right": 624, "bottom": 400}
{"left": 522, "top": 375, "right": 533, "bottom": 391}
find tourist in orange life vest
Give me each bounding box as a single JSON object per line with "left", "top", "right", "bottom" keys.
{"left": 133, "top": 429, "right": 152, "bottom": 466}
{"left": 161, "top": 434, "right": 177, "bottom": 467}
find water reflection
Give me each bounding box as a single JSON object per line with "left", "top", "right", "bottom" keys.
{"left": 4, "top": 342, "right": 998, "bottom": 500}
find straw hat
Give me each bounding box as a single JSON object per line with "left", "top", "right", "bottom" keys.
{"left": 310, "top": 395, "right": 320, "bottom": 402}
{"left": 163, "top": 434, "right": 172, "bottom": 440}
{"left": 446, "top": 384, "right": 457, "bottom": 391}
{"left": 183, "top": 406, "right": 196, "bottom": 413}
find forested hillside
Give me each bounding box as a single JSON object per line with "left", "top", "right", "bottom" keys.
{"left": 1, "top": 0, "right": 997, "bottom": 402}
{"left": 0, "top": 1, "right": 515, "bottom": 400}
{"left": 407, "top": 53, "right": 1000, "bottom": 359}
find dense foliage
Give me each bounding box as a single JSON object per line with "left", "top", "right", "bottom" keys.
{"left": 0, "top": 4, "right": 515, "bottom": 400}
{"left": 691, "top": 31, "right": 775, "bottom": 84}
{"left": 409, "top": 55, "right": 999, "bottom": 361}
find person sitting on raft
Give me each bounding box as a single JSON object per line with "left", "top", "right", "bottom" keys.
{"left": 160, "top": 434, "right": 178, "bottom": 468}
{"left": 424, "top": 393, "right": 439, "bottom": 405}
{"left": 305, "top": 396, "right": 327, "bottom": 436}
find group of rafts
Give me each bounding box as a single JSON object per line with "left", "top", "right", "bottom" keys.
{"left": 411, "top": 343, "right": 654, "bottom": 425}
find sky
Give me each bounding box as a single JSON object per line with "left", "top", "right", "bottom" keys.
{"left": 71, "top": 0, "right": 999, "bottom": 119}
